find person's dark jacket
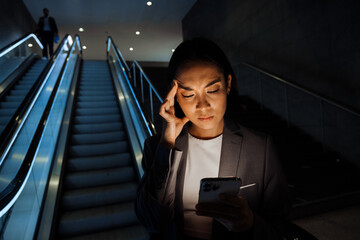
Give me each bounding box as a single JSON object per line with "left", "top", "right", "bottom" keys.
{"left": 37, "top": 16, "right": 58, "bottom": 36}
{"left": 136, "top": 119, "right": 290, "bottom": 240}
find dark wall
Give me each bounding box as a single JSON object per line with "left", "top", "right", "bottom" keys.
{"left": 183, "top": 0, "right": 360, "bottom": 112}
{"left": 0, "top": 0, "right": 36, "bottom": 50}
{"left": 142, "top": 66, "right": 168, "bottom": 99}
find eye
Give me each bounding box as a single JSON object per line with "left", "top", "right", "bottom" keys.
{"left": 181, "top": 94, "right": 194, "bottom": 98}
{"left": 207, "top": 89, "right": 219, "bottom": 94}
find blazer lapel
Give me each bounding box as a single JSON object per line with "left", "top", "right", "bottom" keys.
{"left": 218, "top": 122, "right": 243, "bottom": 177}
{"left": 173, "top": 125, "right": 189, "bottom": 221}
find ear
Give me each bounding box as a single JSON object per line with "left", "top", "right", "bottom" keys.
{"left": 226, "top": 74, "right": 232, "bottom": 94}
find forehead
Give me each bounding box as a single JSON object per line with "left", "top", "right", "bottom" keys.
{"left": 175, "top": 61, "right": 224, "bottom": 84}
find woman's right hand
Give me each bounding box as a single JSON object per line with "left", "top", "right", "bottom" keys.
{"left": 159, "top": 81, "right": 189, "bottom": 149}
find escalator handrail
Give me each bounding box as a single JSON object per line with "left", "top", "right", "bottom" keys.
{"left": 0, "top": 35, "right": 71, "bottom": 160}
{"left": 107, "top": 37, "right": 130, "bottom": 73}
{"left": 242, "top": 62, "right": 360, "bottom": 117}
{"left": 0, "top": 35, "right": 79, "bottom": 218}
{"left": 107, "top": 37, "right": 155, "bottom": 136}
{"left": 107, "top": 37, "right": 163, "bottom": 134}
{"left": 0, "top": 33, "right": 43, "bottom": 58}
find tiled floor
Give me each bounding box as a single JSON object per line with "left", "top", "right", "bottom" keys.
{"left": 292, "top": 204, "right": 360, "bottom": 240}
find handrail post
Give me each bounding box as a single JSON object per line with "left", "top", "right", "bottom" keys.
{"left": 133, "top": 63, "right": 136, "bottom": 87}
{"left": 140, "top": 71, "right": 144, "bottom": 103}
{"left": 150, "top": 87, "right": 154, "bottom": 122}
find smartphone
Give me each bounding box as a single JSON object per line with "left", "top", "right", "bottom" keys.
{"left": 198, "top": 177, "right": 242, "bottom": 204}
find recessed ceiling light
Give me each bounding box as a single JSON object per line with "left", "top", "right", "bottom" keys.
{"left": 28, "top": 43, "right": 33, "bottom": 48}
{"left": 147, "top": 1, "right": 152, "bottom": 6}
{"left": 172, "top": 49, "right": 175, "bottom": 52}
{"left": 82, "top": 46, "right": 87, "bottom": 49}
{"left": 136, "top": 31, "right": 140, "bottom": 35}
{"left": 79, "top": 27, "right": 84, "bottom": 32}
{"left": 129, "top": 47, "right": 134, "bottom": 51}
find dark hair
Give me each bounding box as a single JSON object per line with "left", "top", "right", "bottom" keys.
{"left": 43, "top": 8, "right": 49, "bottom": 13}
{"left": 167, "top": 37, "right": 238, "bottom": 117}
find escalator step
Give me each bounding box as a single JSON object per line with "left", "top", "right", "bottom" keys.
{"left": 72, "top": 122, "right": 123, "bottom": 134}
{"left": 76, "top": 101, "right": 118, "bottom": 108}
{"left": 13, "top": 84, "right": 32, "bottom": 90}
{"left": 9, "top": 89, "right": 28, "bottom": 96}
{"left": 5, "top": 95, "right": 23, "bottom": 102}
{"left": 78, "top": 87, "right": 114, "bottom": 93}
{"left": 78, "top": 90, "right": 115, "bottom": 97}
{"left": 61, "top": 224, "right": 148, "bottom": 240}
{"left": 17, "top": 79, "right": 35, "bottom": 83}
{"left": 79, "top": 76, "right": 111, "bottom": 80}
{"left": 64, "top": 166, "right": 135, "bottom": 189}
{"left": 58, "top": 202, "right": 139, "bottom": 237}
{"left": 0, "top": 116, "right": 10, "bottom": 125}
{"left": 77, "top": 96, "right": 116, "bottom": 102}
{"left": 78, "top": 84, "right": 112, "bottom": 88}
{"left": 61, "top": 182, "right": 137, "bottom": 211}
{"left": 0, "top": 101, "right": 20, "bottom": 108}
{"left": 74, "top": 114, "right": 121, "bottom": 124}
{"left": 75, "top": 107, "right": 119, "bottom": 116}
{"left": 71, "top": 131, "right": 126, "bottom": 145}
{"left": 0, "top": 108, "right": 16, "bottom": 116}
{"left": 67, "top": 153, "right": 132, "bottom": 172}
{"left": 69, "top": 141, "right": 128, "bottom": 157}
{"left": 79, "top": 79, "right": 111, "bottom": 82}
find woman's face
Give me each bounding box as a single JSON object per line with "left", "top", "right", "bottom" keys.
{"left": 175, "top": 61, "right": 231, "bottom": 139}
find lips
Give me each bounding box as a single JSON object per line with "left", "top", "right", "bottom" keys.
{"left": 198, "top": 116, "right": 214, "bottom": 121}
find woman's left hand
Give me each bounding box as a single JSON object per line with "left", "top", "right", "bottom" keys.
{"left": 196, "top": 193, "right": 254, "bottom": 232}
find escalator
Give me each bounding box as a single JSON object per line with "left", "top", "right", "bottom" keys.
{"left": 0, "top": 35, "right": 322, "bottom": 240}
{"left": 0, "top": 58, "right": 47, "bottom": 134}
{"left": 55, "top": 60, "right": 147, "bottom": 239}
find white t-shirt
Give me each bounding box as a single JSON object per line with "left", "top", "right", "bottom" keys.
{"left": 43, "top": 17, "right": 51, "bottom": 32}
{"left": 182, "top": 133, "right": 223, "bottom": 239}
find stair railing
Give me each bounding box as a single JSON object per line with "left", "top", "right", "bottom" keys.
{"left": 240, "top": 61, "right": 360, "bottom": 164}
{"left": 130, "top": 60, "right": 163, "bottom": 124}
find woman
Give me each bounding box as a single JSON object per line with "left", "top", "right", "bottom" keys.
{"left": 136, "top": 38, "right": 289, "bottom": 240}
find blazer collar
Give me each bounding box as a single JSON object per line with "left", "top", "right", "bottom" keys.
{"left": 218, "top": 119, "right": 243, "bottom": 177}
{"left": 174, "top": 123, "right": 189, "bottom": 151}
{"left": 174, "top": 120, "right": 243, "bottom": 177}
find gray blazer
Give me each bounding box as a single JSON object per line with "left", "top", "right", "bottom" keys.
{"left": 136, "top": 120, "right": 290, "bottom": 240}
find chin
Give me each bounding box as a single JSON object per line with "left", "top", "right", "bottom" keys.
{"left": 194, "top": 121, "right": 218, "bottom": 130}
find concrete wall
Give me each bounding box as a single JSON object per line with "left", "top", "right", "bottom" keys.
{"left": 183, "top": 0, "right": 360, "bottom": 165}
{"left": 183, "top": 0, "right": 360, "bottom": 112}
{"left": 0, "top": 0, "right": 36, "bottom": 50}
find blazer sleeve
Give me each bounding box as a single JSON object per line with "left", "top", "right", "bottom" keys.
{"left": 135, "top": 135, "right": 178, "bottom": 233}
{"left": 213, "top": 135, "right": 290, "bottom": 240}
{"left": 251, "top": 136, "right": 290, "bottom": 240}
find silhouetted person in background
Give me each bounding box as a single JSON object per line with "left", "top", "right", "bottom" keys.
{"left": 37, "top": 8, "right": 58, "bottom": 59}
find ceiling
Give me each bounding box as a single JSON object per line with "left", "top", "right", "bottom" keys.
{"left": 23, "top": 0, "right": 196, "bottom": 62}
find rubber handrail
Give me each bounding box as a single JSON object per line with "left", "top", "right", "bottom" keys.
{"left": 107, "top": 37, "right": 156, "bottom": 135}
{"left": 0, "top": 33, "right": 43, "bottom": 58}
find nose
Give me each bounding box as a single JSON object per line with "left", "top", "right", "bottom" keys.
{"left": 196, "top": 94, "right": 210, "bottom": 109}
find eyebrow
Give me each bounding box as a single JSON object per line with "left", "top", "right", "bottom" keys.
{"left": 177, "top": 78, "right": 221, "bottom": 91}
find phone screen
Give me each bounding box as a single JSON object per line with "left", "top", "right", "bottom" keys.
{"left": 198, "top": 177, "right": 242, "bottom": 204}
